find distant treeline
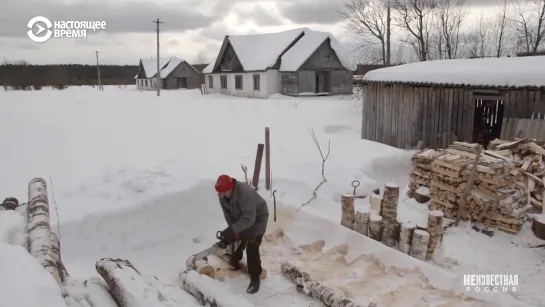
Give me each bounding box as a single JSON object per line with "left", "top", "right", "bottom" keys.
{"left": 0, "top": 60, "right": 138, "bottom": 90}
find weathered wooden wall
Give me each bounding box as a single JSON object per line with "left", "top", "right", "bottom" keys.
{"left": 500, "top": 118, "right": 545, "bottom": 141}
{"left": 361, "top": 83, "right": 545, "bottom": 149}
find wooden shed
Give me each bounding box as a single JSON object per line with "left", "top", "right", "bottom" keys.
{"left": 361, "top": 56, "right": 545, "bottom": 149}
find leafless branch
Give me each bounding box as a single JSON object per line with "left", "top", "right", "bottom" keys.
{"left": 297, "top": 129, "right": 331, "bottom": 212}
{"left": 431, "top": 0, "right": 469, "bottom": 59}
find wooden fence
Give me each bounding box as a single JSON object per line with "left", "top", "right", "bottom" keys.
{"left": 500, "top": 118, "right": 545, "bottom": 141}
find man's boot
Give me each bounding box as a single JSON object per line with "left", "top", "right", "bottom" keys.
{"left": 246, "top": 278, "right": 260, "bottom": 294}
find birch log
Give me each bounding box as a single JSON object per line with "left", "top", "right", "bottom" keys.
{"left": 399, "top": 223, "right": 415, "bottom": 254}
{"left": 368, "top": 214, "right": 383, "bottom": 241}
{"left": 381, "top": 183, "right": 399, "bottom": 224}
{"left": 96, "top": 258, "right": 186, "bottom": 307}
{"left": 426, "top": 210, "right": 444, "bottom": 260}
{"left": 179, "top": 269, "right": 256, "bottom": 307}
{"left": 26, "top": 178, "right": 61, "bottom": 285}
{"left": 381, "top": 223, "right": 398, "bottom": 247}
{"left": 50, "top": 232, "right": 69, "bottom": 282}
{"left": 409, "top": 230, "right": 430, "bottom": 260}
{"left": 340, "top": 194, "right": 356, "bottom": 229}
{"left": 280, "top": 262, "right": 375, "bottom": 307}
{"left": 354, "top": 210, "right": 371, "bottom": 236}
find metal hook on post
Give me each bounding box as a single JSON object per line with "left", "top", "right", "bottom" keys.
{"left": 272, "top": 190, "right": 278, "bottom": 222}
{"left": 351, "top": 180, "right": 360, "bottom": 196}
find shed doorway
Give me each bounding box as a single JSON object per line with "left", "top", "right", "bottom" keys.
{"left": 472, "top": 98, "right": 505, "bottom": 147}
{"left": 177, "top": 77, "right": 187, "bottom": 89}
{"left": 315, "top": 72, "right": 330, "bottom": 94}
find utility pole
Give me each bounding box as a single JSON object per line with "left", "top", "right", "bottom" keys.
{"left": 95, "top": 51, "right": 103, "bottom": 91}
{"left": 153, "top": 18, "right": 163, "bottom": 97}
{"left": 386, "top": 0, "right": 391, "bottom": 66}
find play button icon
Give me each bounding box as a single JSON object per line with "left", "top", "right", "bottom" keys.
{"left": 27, "top": 16, "right": 53, "bottom": 43}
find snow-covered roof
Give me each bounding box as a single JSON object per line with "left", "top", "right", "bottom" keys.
{"left": 202, "top": 64, "right": 212, "bottom": 74}
{"left": 227, "top": 28, "right": 305, "bottom": 71}
{"left": 279, "top": 29, "right": 354, "bottom": 71}
{"left": 363, "top": 56, "right": 545, "bottom": 88}
{"left": 139, "top": 56, "right": 186, "bottom": 78}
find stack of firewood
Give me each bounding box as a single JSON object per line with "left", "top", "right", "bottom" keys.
{"left": 427, "top": 142, "right": 529, "bottom": 234}
{"left": 488, "top": 138, "right": 545, "bottom": 212}
{"left": 408, "top": 149, "right": 446, "bottom": 198}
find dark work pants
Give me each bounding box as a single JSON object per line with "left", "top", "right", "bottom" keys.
{"left": 231, "top": 235, "right": 263, "bottom": 280}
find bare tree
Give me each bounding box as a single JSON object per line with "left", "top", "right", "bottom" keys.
{"left": 195, "top": 51, "right": 207, "bottom": 64}
{"left": 491, "top": 0, "right": 511, "bottom": 57}
{"left": 392, "top": 0, "right": 438, "bottom": 61}
{"left": 432, "top": 0, "right": 469, "bottom": 59}
{"left": 340, "top": 0, "right": 390, "bottom": 64}
{"left": 465, "top": 12, "right": 492, "bottom": 58}
{"left": 509, "top": 0, "right": 545, "bottom": 54}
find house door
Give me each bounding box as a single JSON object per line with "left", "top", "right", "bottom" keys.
{"left": 314, "top": 72, "right": 330, "bottom": 93}
{"left": 177, "top": 77, "right": 187, "bottom": 88}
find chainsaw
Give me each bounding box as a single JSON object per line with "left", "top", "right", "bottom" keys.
{"left": 186, "top": 230, "right": 242, "bottom": 269}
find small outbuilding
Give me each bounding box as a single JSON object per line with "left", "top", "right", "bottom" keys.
{"left": 361, "top": 56, "right": 545, "bottom": 148}
{"left": 135, "top": 57, "right": 204, "bottom": 90}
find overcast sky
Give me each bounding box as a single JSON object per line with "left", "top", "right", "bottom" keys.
{"left": 0, "top": 0, "right": 500, "bottom": 65}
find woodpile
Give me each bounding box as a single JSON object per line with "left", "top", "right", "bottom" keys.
{"left": 489, "top": 138, "right": 545, "bottom": 213}
{"left": 408, "top": 149, "right": 446, "bottom": 197}
{"left": 409, "top": 140, "right": 535, "bottom": 234}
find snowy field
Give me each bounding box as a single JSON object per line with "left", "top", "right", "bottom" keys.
{"left": 0, "top": 85, "right": 544, "bottom": 307}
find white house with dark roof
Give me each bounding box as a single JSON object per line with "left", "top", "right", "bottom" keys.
{"left": 202, "top": 27, "right": 355, "bottom": 98}
{"left": 135, "top": 56, "right": 204, "bottom": 90}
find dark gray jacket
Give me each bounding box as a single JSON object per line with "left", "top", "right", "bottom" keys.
{"left": 219, "top": 179, "right": 269, "bottom": 237}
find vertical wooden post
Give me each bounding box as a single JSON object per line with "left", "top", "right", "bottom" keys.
{"left": 265, "top": 127, "right": 271, "bottom": 190}
{"left": 252, "top": 143, "right": 264, "bottom": 189}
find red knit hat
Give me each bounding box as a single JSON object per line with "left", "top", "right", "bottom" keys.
{"left": 215, "top": 175, "right": 234, "bottom": 193}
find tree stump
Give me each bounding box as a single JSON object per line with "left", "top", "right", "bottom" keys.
{"left": 340, "top": 193, "right": 356, "bottom": 229}
{"left": 381, "top": 223, "right": 398, "bottom": 247}
{"left": 354, "top": 210, "right": 371, "bottom": 236}
{"left": 368, "top": 213, "right": 383, "bottom": 241}
{"left": 1, "top": 197, "right": 18, "bottom": 210}
{"left": 426, "top": 210, "right": 444, "bottom": 260}
{"left": 280, "top": 262, "right": 373, "bottom": 307}
{"left": 399, "top": 223, "right": 415, "bottom": 254}
{"left": 409, "top": 230, "right": 430, "bottom": 260}
{"left": 381, "top": 183, "right": 399, "bottom": 223}
{"left": 370, "top": 193, "right": 383, "bottom": 215}
{"left": 414, "top": 186, "right": 430, "bottom": 204}
{"left": 416, "top": 221, "right": 427, "bottom": 231}
{"left": 532, "top": 214, "right": 545, "bottom": 240}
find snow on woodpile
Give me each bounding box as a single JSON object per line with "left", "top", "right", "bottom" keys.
{"left": 0, "top": 243, "right": 68, "bottom": 307}
{"left": 228, "top": 28, "right": 305, "bottom": 71}
{"left": 363, "top": 55, "right": 545, "bottom": 87}
{"left": 279, "top": 29, "right": 353, "bottom": 71}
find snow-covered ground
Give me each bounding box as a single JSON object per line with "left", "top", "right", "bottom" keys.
{"left": 0, "top": 85, "right": 544, "bottom": 307}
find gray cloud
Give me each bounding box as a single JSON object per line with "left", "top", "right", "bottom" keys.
{"left": 0, "top": 0, "right": 216, "bottom": 38}
{"left": 278, "top": 0, "right": 345, "bottom": 24}
{"left": 234, "top": 5, "right": 285, "bottom": 26}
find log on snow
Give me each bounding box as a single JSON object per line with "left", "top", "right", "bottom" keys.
{"left": 280, "top": 262, "right": 376, "bottom": 307}
{"left": 368, "top": 214, "right": 383, "bottom": 241}
{"left": 426, "top": 210, "right": 444, "bottom": 260}
{"left": 354, "top": 210, "right": 371, "bottom": 236}
{"left": 50, "top": 232, "right": 69, "bottom": 282}
{"left": 409, "top": 230, "right": 430, "bottom": 260}
{"left": 95, "top": 257, "right": 184, "bottom": 307}
{"left": 179, "top": 269, "right": 256, "bottom": 307}
{"left": 532, "top": 214, "right": 545, "bottom": 240}
{"left": 185, "top": 254, "right": 216, "bottom": 278}
{"left": 26, "top": 178, "right": 61, "bottom": 285}
{"left": 1, "top": 197, "right": 19, "bottom": 210}
{"left": 63, "top": 277, "right": 118, "bottom": 307}
{"left": 340, "top": 194, "right": 356, "bottom": 229}
{"left": 398, "top": 223, "right": 415, "bottom": 254}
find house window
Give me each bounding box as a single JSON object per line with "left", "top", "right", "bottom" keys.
{"left": 145, "top": 80, "right": 148, "bottom": 87}
{"left": 235, "top": 75, "right": 243, "bottom": 90}
{"left": 220, "top": 75, "right": 227, "bottom": 89}
{"left": 253, "top": 74, "right": 260, "bottom": 91}
{"left": 208, "top": 75, "right": 213, "bottom": 88}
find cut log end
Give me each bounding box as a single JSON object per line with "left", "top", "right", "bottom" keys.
{"left": 429, "top": 210, "right": 444, "bottom": 217}
{"left": 385, "top": 182, "right": 399, "bottom": 188}
{"left": 532, "top": 214, "right": 545, "bottom": 240}
{"left": 195, "top": 259, "right": 216, "bottom": 278}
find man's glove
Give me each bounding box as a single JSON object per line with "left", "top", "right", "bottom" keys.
{"left": 221, "top": 227, "right": 238, "bottom": 243}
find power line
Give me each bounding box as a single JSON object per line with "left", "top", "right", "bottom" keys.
{"left": 153, "top": 18, "right": 163, "bottom": 97}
